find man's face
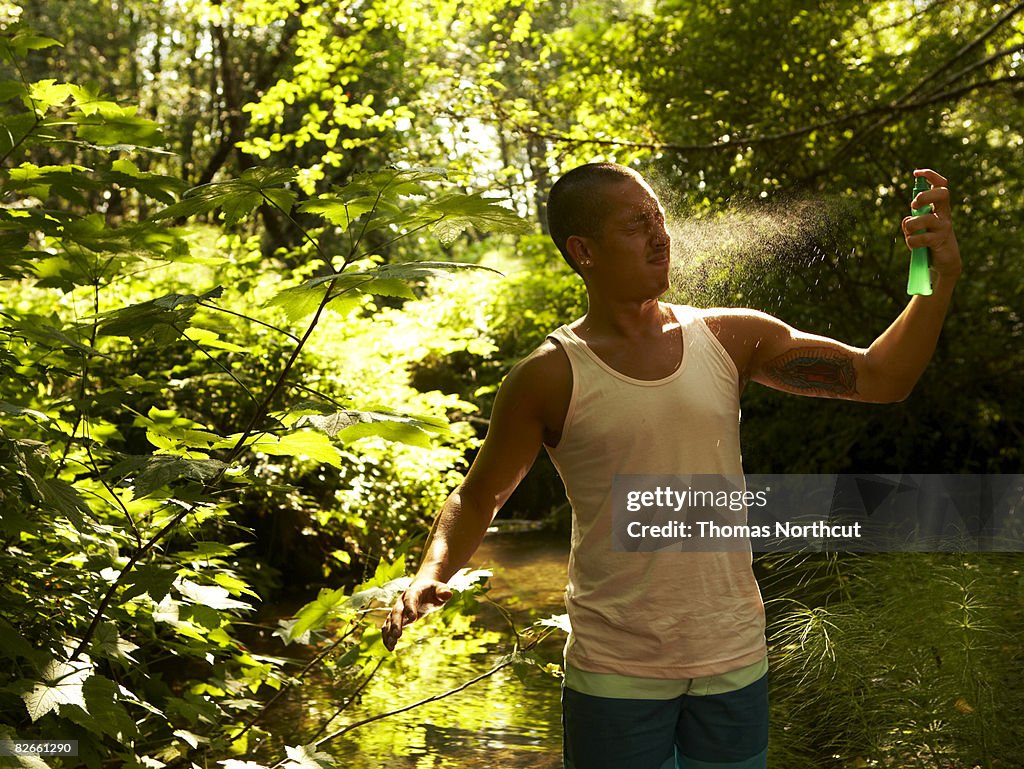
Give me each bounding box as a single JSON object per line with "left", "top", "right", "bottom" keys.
{"left": 582, "top": 177, "right": 672, "bottom": 298}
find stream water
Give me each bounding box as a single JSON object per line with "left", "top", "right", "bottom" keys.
{"left": 258, "top": 528, "right": 571, "bottom": 768}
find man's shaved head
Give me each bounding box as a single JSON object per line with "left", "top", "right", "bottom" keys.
{"left": 546, "top": 163, "right": 644, "bottom": 275}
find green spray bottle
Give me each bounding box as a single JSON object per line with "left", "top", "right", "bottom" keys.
{"left": 907, "top": 175, "right": 933, "bottom": 296}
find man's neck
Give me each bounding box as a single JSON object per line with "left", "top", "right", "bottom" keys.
{"left": 575, "top": 297, "right": 669, "bottom": 341}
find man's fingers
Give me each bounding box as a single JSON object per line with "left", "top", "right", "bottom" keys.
{"left": 911, "top": 187, "right": 950, "bottom": 216}
{"left": 913, "top": 168, "right": 949, "bottom": 187}
{"left": 381, "top": 599, "right": 404, "bottom": 651}
{"left": 435, "top": 585, "right": 453, "bottom": 602}
{"left": 382, "top": 581, "right": 454, "bottom": 652}
{"left": 903, "top": 221, "right": 954, "bottom": 250}
{"left": 911, "top": 171, "right": 952, "bottom": 219}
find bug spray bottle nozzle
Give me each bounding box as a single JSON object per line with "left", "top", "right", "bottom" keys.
{"left": 907, "top": 175, "right": 933, "bottom": 296}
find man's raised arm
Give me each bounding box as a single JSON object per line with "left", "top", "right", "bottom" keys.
{"left": 381, "top": 344, "right": 568, "bottom": 651}
{"left": 708, "top": 169, "right": 961, "bottom": 404}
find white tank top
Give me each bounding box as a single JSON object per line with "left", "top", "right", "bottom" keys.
{"left": 545, "top": 303, "right": 766, "bottom": 678}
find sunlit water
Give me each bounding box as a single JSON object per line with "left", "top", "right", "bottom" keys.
{"left": 256, "top": 529, "right": 570, "bottom": 768}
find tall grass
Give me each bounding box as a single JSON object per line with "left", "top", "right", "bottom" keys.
{"left": 761, "top": 552, "right": 1024, "bottom": 768}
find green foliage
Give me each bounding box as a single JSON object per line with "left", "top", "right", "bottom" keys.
{"left": 0, "top": 25, "right": 531, "bottom": 767}
{"left": 762, "top": 552, "right": 1024, "bottom": 768}
{"left": 3, "top": 1, "right": 1023, "bottom": 765}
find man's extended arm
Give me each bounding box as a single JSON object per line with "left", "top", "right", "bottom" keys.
{"left": 381, "top": 346, "right": 567, "bottom": 651}
{"left": 710, "top": 169, "right": 961, "bottom": 403}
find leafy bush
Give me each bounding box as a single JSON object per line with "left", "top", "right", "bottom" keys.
{"left": 0, "top": 27, "right": 531, "bottom": 767}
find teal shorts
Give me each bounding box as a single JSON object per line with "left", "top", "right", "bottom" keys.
{"left": 561, "top": 664, "right": 769, "bottom": 769}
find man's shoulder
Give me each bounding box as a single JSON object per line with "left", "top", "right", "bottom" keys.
{"left": 508, "top": 337, "right": 572, "bottom": 385}
{"left": 494, "top": 338, "right": 573, "bottom": 445}
{"left": 691, "top": 306, "right": 777, "bottom": 336}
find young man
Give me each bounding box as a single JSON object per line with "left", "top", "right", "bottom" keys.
{"left": 382, "top": 163, "right": 961, "bottom": 769}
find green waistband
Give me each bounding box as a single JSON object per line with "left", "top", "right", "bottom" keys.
{"left": 564, "top": 655, "right": 768, "bottom": 700}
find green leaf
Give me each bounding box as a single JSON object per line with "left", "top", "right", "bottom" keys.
{"left": 0, "top": 28, "right": 63, "bottom": 61}
{"left": 111, "top": 455, "right": 227, "bottom": 497}
{"left": 370, "top": 260, "right": 505, "bottom": 280}
{"left": 150, "top": 168, "right": 297, "bottom": 225}
{"left": 6, "top": 163, "right": 95, "bottom": 205}
{"left": 265, "top": 282, "right": 332, "bottom": 322}
{"left": 536, "top": 613, "right": 572, "bottom": 633}
{"left": 300, "top": 409, "right": 451, "bottom": 449}
{"left": 0, "top": 401, "right": 48, "bottom": 421}
{"left": 282, "top": 744, "right": 336, "bottom": 769}
{"left": 346, "top": 166, "right": 449, "bottom": 198}
{"left": 305, "top": 408, "right": 451, "bottom": 448}
{"left": 21, "top": 656, "right": 92, "bottom": 722}
{"left": 90, "top": 622, "right": 139, "bottom": 664}
{"left": 250, "top": 431, "right": 343, "bottom": 468}
{"left": 102, "top": 158, "right": 186, "bottom": 204}
{"left": 64, "top": 675, "right": 139, "bottom": 739}
{"left": 175, "top": 578, "right": 252, "bottom": 611}
{"left": 269, "top": 260, "right": 500, "bottom": 321}
{"left": 420, "top": 192, "right": 531, "bottom": 244}
{"left": 0, "top": 79, "right": 27, "bottom": 101}
{"left": 12, "top": 319, "right": 105, "bottom": 358}
{"left": 120, "top": 564, "right": 179, "bottom": 603}
{"left": 332, "top": 275, "right": 415, "bottom": 300}
{"left": 174, "top": 729, "right": 207, "bottom": 750}
{"left": 31, "top": 253, "right": 98, "bottom": 291}
{"left": 0, "top": 113, "right": 41, "bottom": 158}
{"left": 296, "top": 166, "right": 449, "bottom": 235}
{"left": 96, "top": 287, "right": 223, "bottom": 344}
{"left": 289, "top": 587, "right": 349, "bottom": 639}
{"left": 297, "top": 194, "right": 391, "bottom": 232}
{"left": 446, "top": 568, "right": 492, "bottom": 592}
{"left": 186, "top": 326, "right": 248, "bottom": 353}
{"left": 345, "top": 576, "right": 411, "bottom": 611}
{"left": 0, "top": 228, "right": 39, "bottom": 279}
{"left": 184, "top": 604, "right": 225, "bottom": 630}
{"left": 24, "top": 79, "right": 74, "bottom": 114}
{"left": 0, "top": 618, "right": 47, "bottom": 668}
{"left": 32, "top": 474, "right": 91, "bottom": 529}
{"left": 71, "top": 103, "right": 164, "bottom": 147}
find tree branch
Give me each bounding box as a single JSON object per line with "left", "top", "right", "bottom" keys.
{"left": 829, "top": 3, "right": 1024, "bottom": 166}
{"left": 899, "top": 1, "right": 1024, "bottom": 107}
{"left": 289, "top": 627, "right": 556, "bottom": 761}
{"left": 478, "top": 73, "right": 1024, "bottom": 156}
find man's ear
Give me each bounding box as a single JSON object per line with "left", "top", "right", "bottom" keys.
{"left": 566, "top": 235, "right": 592, "bottom": 269}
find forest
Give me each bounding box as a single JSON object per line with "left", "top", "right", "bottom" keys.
{"left": 1, "top": 0, "right": 1022, "bottom": 767}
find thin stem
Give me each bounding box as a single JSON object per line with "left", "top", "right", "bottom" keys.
{"left": 83, "top": 444, "right": 142, "bottom": 547}
{"left": 480, "top": 593, "right": 522, "bottom": 647}
{"left": 197, "top": 300, "right": 302, "bottom": 343}
{"left": 306, "top": 658, "right": 386, "bottom": 743}
{"left": 233, "top": 622, "right": 361, "bottom": 743}
{"left": 55, "top": 279, "right": 101, "bottom": 476}
{"left": 346, "top": 186, "right": 386, "bottom": 268}
{"left": 350, "top": 217, "right": 442, "bottom": 263}
{"left": 297, "top": 627, "right": 554, "bottom": 756}
{"left": 176, "top": 325, "right": 259, "bottom": 405}
{"left": 68, "top": 501, "right": 195, "bottom": 662}
{"left": 261, "top": 192, "right": 334, "bottom": 270}
{"left": 217, "top": 284, "right": 333, "bottom": 471}
{"left": 0, "top": 54, "right": 42, "bottom": 167}
{"left": 288, "top": 381, "right": 349, "bottom": 412}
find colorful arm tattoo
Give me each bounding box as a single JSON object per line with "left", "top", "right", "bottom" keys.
{"left": 763, "top": 346, "right": 859, "bottom": 397}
